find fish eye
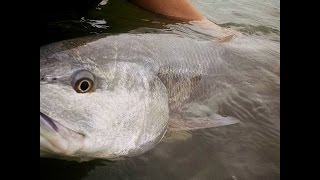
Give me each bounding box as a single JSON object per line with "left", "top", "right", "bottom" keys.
{"left": 75, "top": 78, "right": 93, "bottom": 93}
{"left": 72, "top": 70, "right": 95, "bottom": 93}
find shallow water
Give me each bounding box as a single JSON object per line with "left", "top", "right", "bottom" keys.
{"left": 40, "top": 0, "right": 280, "bottom": 179}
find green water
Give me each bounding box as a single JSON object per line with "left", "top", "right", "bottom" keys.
{"left": 40, "top": 0, "right": 280, "bottom": 179}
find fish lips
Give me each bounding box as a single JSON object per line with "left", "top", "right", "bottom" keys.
{"left": 40, "top": 112, "right": 58, "bottom": 132}
{"left": 40, "top": 112, "right": 84, "bottom": 157}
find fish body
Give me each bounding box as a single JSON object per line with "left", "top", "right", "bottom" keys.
{"left": 40, "top": 33, "right": 274, "bottom": 161}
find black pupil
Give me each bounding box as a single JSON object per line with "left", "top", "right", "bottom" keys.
{"left": 80, "top": 81, "right": 90, "bottom": 91}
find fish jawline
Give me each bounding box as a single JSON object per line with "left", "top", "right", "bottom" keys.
{"left": 40, "top": 112, "right": 84, "bottom": 157}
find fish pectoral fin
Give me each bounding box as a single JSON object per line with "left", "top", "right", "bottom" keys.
{"left": 168, "top": 113, "right": 240, "bottom": 131}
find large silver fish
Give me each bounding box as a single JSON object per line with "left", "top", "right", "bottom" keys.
{"left": 40, "top": 33, "right": 278, "bottom": 161}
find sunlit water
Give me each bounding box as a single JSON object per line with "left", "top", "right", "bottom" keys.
{"left": 40, "top": 0, "right": 280, "bottom": 179}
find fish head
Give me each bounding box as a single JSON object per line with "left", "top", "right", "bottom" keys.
{"left": 40, "top": 46, "right": 169, "bottom": 161}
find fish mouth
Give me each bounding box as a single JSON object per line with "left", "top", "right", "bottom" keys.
{"left": 40, "top": 112, "right": 58, "bottom": 132}
{"left": 40, "top": 112, "right": 84, "bottom": 157}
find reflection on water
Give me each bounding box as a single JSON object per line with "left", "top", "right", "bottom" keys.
{"left": 191, "top": 0, "right": 280, "bottom": 42}
{"left": 41, "top": 0, "right": 279, "bottom": 179}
